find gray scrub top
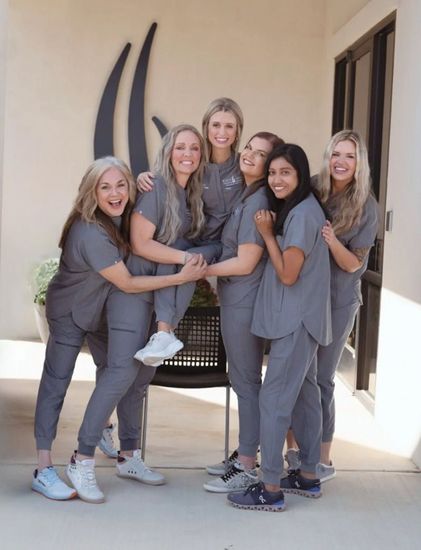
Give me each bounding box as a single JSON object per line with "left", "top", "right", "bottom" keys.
{"left": 329, "top": 194, "right": 378, "bottom": 308}
{"left": 201, "top": 153, "right": 244, "bottom": 242}
{"left": 251, "top": 193, "right": 332, "bottom": 345}
{"left": 46, "top": 219, "right": 122, "bottom": 331}
{"left": 129, "top": 174, "right": 192, "bottom": 303}
{"left": 217, "top": 186, "right": 268, "bottom": 307}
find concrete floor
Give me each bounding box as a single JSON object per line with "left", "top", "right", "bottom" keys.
{"left": 0, "top": 345, "right": 420, "bottom": 550}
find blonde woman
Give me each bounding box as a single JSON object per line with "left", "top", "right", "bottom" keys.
{"left": 33, "top": 157, "right": 205, "bottom": 503}
{"left": 135, "top": 102, "right": 245, "bottom": 365}
{"left": 131, "top": 124, "right": 211, "bottom": 364}
{"left": 286, "top": 130, "right": 378, "bottom": 482}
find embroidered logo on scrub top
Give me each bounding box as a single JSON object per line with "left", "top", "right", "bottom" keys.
{"left": 222, "top": 175, "right": 243, "bottom": 189}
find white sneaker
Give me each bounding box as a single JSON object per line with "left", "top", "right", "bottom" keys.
{"left": 203, "top": 461, "right": 258, "bottom": 493}
{"left": 32, "top": 466, "right": 77, "bottom": 500}
{"left": 116, "top": 450, "right": 165, "bottom": 485}
{"left": 316, "top": 462, "right": 336, "bottom": 483}
{"left": 206, "top": 450, "right": 239, "bottom": 476}
{"left": 134, "top": 331, "right": 184, "bottom": 366}
{"left": 66, "top": 454, "right": 105, "bottom": 503}
{"left": 98, "top": 423, "right": 118, "bottom": 458}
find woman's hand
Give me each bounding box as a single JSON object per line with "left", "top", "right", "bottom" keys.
{"left": 179, "top": 255, "right": 207, "bottom": 282}
{"left": 254, "top": 210, "right": 275, "bottom": 239}
{"left": 136, "top": 171, "right": 155, "bottom": 193}
{"left": 321, "top": 220, "right": 337, "bottom": 247}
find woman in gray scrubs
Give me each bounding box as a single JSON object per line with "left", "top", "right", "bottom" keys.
{"left": 228, "top": 144, "right": 332, "bottom": 512}
{"left": 202, "top": 132, "right": 284, "bottom": 494}
{"left": 32, "top": 156, "right": 205, "bottom": 503}
{"left": 286, "top": 130, "right": 378, "bottom": 482}
{"left": 135, "top": 98, "right": 245, "bottom": 365}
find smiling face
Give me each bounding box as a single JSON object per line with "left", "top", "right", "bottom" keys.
{"left": 268, "top": 157, "right": 299, "bottom": 200}
{"left": 329, "top": 139, "right": 357, "bottom": 190}
{"left": 240, "top": 137, "right": 274, "bottom": 184}
{"left": 170, "top": 130, "right": 202, "bottom": 185}
{"left": 207, "top": 110, "right": 237, "bottom": 153}
{"left": 96, "top": 167, "right": 129, "bottom": 217}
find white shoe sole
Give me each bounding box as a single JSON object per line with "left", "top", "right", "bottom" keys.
{"left": 135, "top": 340, "right": 184, "bottom": 366}
{"left": 31, "top": 485, "right": 77, "bottom": 501}
{"left": 116, "top": 471, "right": 166, "bottom": 486}
{"left": 203, "top": 480, "right": 257, "bottom": 493}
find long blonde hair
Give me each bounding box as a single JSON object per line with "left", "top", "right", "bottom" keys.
{"left": 59, "top": 156, "right": 136, "bottom": 255}
{"left": 316, "top": 130, "right": 372, "bottom": 235}
{"left": 201, "top": 97, "right": 244, "bottom": 162}
{"left": 153, "top": 124, "right": 205, "bottom": 245}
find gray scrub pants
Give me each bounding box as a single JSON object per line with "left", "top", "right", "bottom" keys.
{"left": 35, "top": 291, "right": 155, "bottom": 456}
{"left": 221, "top": 296, "right": 265, "bottom": 458}
{"left": 155, "top": 239, "right": 222, "bottom": 327}
{"left": 259, "top": 325, "right": 321, "bottom": 485}
{"left": 317, "top": 300, "right": 360, "bottom": 442}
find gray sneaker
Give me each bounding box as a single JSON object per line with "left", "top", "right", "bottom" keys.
{"left": 316, "top": 462, "right": 336, "bottom": 483}
{"left": 206, "top": 450, "right": 238, "bottom": 476}
{"left": 203, "top": 461, "right": 258, "bottom": 493}
{"left": 98, "top": 423, "right": 118, "bottom": 458}
{"left": 285, "top": 448, "right": 301, "bottom": 471}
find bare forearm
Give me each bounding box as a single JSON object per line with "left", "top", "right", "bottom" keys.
{"left": 119, "top": 272, "right": 187, "bottom": 293}
{"left": 206, "top": 257, "right": 252, "bottom": 277}
{"left": 132, "top": 239, "right": 185, "bottom": 265}
{"left": 328, "top": 239, "right": 362, "bottom": 273}
{"left": 264, "top": 235, "right": 287, "bottom": 281}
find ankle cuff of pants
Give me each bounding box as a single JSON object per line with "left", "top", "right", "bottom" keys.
{"left": 77, "top": 443, "right": 96, "bottom": 457}
{"left": 36, "top": 437, "right": 53, "bottom": 451}
{"left": 120, "top": 438, "right": 139, "bottom": 451}
{"left": 238, "top": 444, "right": 259, "bottom": 458}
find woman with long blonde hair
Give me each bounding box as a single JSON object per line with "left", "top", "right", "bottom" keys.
{"left": 135, "top": 100, "right": 246, "bottom": 365}
{"left": 33, "top": 156, "right": 205, "bottom": 504}
{"left": 285, "top": 130, "right": 378, "bottom": 482}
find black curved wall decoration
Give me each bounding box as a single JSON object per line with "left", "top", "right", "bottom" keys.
{"left": 152, "top": 116, "right": 168, "bottom": 138}
{"left": 128, "top": 22, "right": 157, "bottom": 175}
{"left": 94, "top": 23, "right": 169, "bottom": 173}
{"left": 94, "top": 43, "right": 131, "bottom": 159}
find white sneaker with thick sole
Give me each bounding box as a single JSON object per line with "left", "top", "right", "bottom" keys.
{"left": 116, "top": 450, "right": 165, "bottom": 485}
{"left": 134, "top": 331, "right": 183, "bottom": 366}
{"left": 98, "top": 423, "right": 118, "bottom": 458}
{"left": 66, "top": 455, "right": 105, "bottom": 503}
{"left": 203, "top": 461, "right": 258, "bottom": 493}
{"left": 316, "top": 462, "right": 336, "bottom": 483}
{"left": 206, "top": 450, "right": 239, "bottom": 476}
{"left": 32, "top": 466, "right": 77, "bottom": 500}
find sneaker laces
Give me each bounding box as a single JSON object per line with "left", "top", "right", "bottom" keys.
{"left": 80, "top": 463, "right": 97, "bottom": 487}
{"left": 244, "top": 481, "right": 263, "bottom": 495}
{"left": 221, "top": 463, "right": 244, "bottom": 482}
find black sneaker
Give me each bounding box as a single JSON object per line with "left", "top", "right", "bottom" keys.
{"left": 280, "top": 470, "right": 321, "bottom": 498}
{"left": 227, "top": 482, "right": 286, "bottom": 512}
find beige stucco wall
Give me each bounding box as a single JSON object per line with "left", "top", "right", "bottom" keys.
{"left": 325, "top": 0, "right": 421, "bottom": 467}
{"left": 0, "top": 0, "right": 330, "bottom": 339}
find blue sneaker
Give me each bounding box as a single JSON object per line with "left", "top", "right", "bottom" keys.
{"left": 280, "top": 470, "right": 321, "bottom": 498}
{"left": 227, "top": 482, "right": 286, "bottom": 512}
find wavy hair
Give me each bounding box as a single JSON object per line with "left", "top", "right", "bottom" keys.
{"left": 59, "top": 156, "right": 136, "bottom": 256}
{"left": 153, "top": 124, "right": 205, "bottom": 245}
{"left": 315, "top": 130, "right": 372, "bottom": 235}
{"left": 202, "top": 97, "right": 244, "bottom": 162}
{"left": 241, "top": 131, "right": 285, "bottom": 201}
{"left": 265, "top": 144, "right": 312, "bottom": 235}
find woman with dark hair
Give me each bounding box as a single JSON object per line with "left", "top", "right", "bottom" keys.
{"left": 135, "top": 99, "right": 245, "bottom": 365}
{"left": 285, "top": 130, "right": 378, "bottom": 481}
{"left": 227, "top": 144, "right": 332, "bottom": 512}
{"left": 32, "top": 156, "right": 205, "bottom": 503}
{"left": 203, "top": 132, "right": 284, "bottom": 493}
